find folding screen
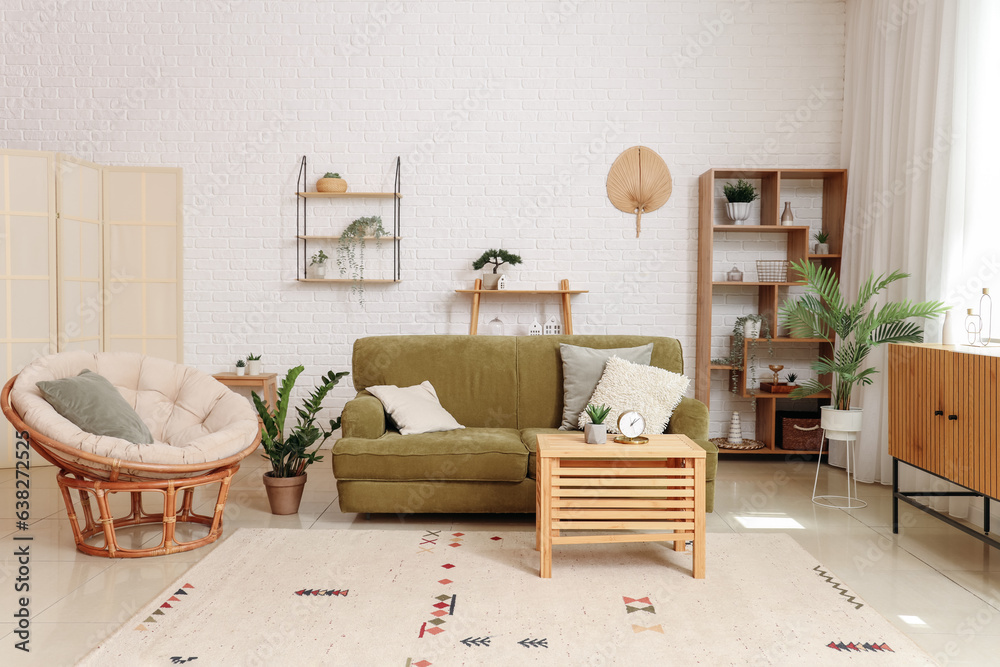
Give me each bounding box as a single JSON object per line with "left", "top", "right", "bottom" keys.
{"left": 57, "top": 154, "right": 103, "bottom": 353}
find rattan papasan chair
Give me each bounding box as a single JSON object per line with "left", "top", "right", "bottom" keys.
{"left": 1, "top": 351, "right": 261, "bottom": 558}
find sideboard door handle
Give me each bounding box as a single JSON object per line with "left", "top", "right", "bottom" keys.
{"left": 934, "top": 410, "right": 944, "bottom": 416}
{"left": 948, "top": 414, "right": 958, "bottom": 421}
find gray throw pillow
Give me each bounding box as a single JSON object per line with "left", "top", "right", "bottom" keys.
{"left": 37, "top": 369, "right": 154, "bottom": 444}
{"left": 559, "top": 343, "right": 654, "bottom": 430}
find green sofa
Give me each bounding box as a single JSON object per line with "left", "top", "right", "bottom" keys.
{"left": 332, "top": 335, "right": 717, "bottom": 514}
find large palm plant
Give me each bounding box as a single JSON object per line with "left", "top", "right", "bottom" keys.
{"left": 252, "top": 366, "right": 349, "bottom": 478}
{"left": 779, "top": 259, "right": 947, "bottom": 410}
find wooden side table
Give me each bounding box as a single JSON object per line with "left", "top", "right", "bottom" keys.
{"left": 212, "top": 373, "right": 278, "bottom": 410}
{"left": 535, "top": 433, "right": 706, "bottom": 579}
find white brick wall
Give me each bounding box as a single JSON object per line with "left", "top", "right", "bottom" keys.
{"left": 0, "top": 0, "right": 846, "bottom": 438}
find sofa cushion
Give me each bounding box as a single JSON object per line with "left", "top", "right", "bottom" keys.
{"left": 333, "top": 428, "right": 528, "bottom": 482}
{"left": 559, "top": 343, "right": 653, "bottom": 430}
{"left": 37, "top": 369, "right": 154, "bottom": 444}
{"left": 367, "top": 381, "right": 464, "bottom": 435}
{"left": 515, "top": 336, "right": 685, "bottom": 429}
{"left": 519, "top": 427, "right": 563, "bottom": 479}
{"left": 352, "top": 336, "right": 518, "bottom": 428}
{"left": 580, "top": 356, "right": 690, "bottom": 433}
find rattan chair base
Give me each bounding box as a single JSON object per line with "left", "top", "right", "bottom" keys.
{"left": 57, "top": 466, "right": 238, "bottom": 558}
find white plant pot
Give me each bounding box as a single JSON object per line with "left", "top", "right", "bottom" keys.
{"left": 726, "top": 202, "right": 752, "bottom": 224}
{"left": 482, "top": 273, "right": 501, "bottom": 290}
{"left": 814, "top": 243, "right": 830, "bottom": 255}
{"left": 247, "top": 360, "right": 261, "bottom": 375}
{"left": 235, "top": 366, "right": 246, "bottom": 376}
{"left": 742, "top": 320, "right": 762, "bottom": 339}
{"left": 584, "top": 423, "right": 607, "bottom": 444}
{"left": 821, "top": 406, "right": 863, "bottom": 441}
{"left": 310, "top": 263, "right": 329, "bottom": 279}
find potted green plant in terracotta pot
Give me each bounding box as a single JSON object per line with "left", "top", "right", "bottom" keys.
{"left": 779, "top": 259, "right": 946, "bottom": 440}
{"left": 317, "top": 171, "right": 347, "bottom": 193}
{"left": 252, "top": 366, "right": 349, "bottom": 515}
{"left": 722, "top": 179, "right": 758, "bottom": 224}
{"left": 472, "top": 248, "right": 523, "bottom": 289}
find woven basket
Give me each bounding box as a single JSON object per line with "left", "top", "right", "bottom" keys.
{"left": 781, "top": 417, "right": 824, "bottom": 451}
{"left": 756, "top": 259, "right": 791, "bottom": 283}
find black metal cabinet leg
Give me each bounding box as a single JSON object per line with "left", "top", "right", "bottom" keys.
{"left": 892, "top": 458, "right": 899, "bottom": 534}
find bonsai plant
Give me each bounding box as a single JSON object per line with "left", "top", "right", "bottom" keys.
{"left": 310, "top": 249, "right": 329, "bottom": 279}
{"left": 246, "top": 352, "right": 261, "bottom": 375}
{"left": 583, "top": 403, "right": 612, "bottom": 444}
{"left": 317, "top": 171, "right": 347, "bottom": 193}
{"left": 472, "top": 248, "right": 523, "bottom": 289}
{"left": 251, "top": 365, "right": 349, "bottom": 514}
{"left": 722, "top": 179, "right": 758, "bottom": 224}
{"left": 813, "top": 230, "right": 830, "bottom": 254}
{"left": 711, "top": 313, "right": 772, "bottom": 407}
{"left": 337, "top": 215, "right": 387, "bottom": 304}
{"left": 235, "top": 358, "right": 246, "bottom": 376}
{"left": 779, "top": 259, "right": 947, "bottom": 438}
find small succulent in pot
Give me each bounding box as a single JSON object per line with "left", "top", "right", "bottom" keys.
{"left": 317, "top": 171, "right": 347, "bottom": 193}
{"left": 583, "top": 403, "right": 612, "bottom": 444}
{"left": 309, "top": 249, "right": 330, "bottom": 279}
{"left": 813, "top": 230, "right": 830, "bottom": 255}
{"left": 786, "top": 372, "right": 798, "bottom": 386}
{"left": 246, "top": 352, "right": 261, "bottom": 375}
{"left": 235, "top": 358, "right": 246, "bottom": 376}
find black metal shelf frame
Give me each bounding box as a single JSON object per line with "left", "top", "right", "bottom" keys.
{"left": 295, "top": 155, "right": 401, "bottom": 282}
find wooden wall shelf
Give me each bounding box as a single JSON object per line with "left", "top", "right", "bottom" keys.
{"left": 297, "top": 278, "right": 400, "bottom": 283}
{"left": 695, "top": 167, "right": 847, "bottom": 454}
{"left": 296, "top": 192, "right": 402, "bottom": 199}
{"left": 455, "top": 279, "right": 587, "bottom": 335}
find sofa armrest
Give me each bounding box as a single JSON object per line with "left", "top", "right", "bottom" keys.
{"left": 667, "top": 396, "right": 709, "bottom": 441}
{"left": 341, "top": 391, "right": 386, "bottom": 440}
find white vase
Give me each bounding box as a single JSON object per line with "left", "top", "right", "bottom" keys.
{"left": 941, "top": 310, "right": 959, "bottom": 345}
{"left": 247, "top": 360, "right": 261, "bottom": 375}
{"left": 584, "top": 423, "right": 607, "bottom": 444}
{"left": 235, "top": 366, "right": 246, "bottom": 376}
{"left": 726, "top": 202, "right": 752, "bottom": 224}
{"left": 780, "top": 202, "right": 794, "bottom": 225}
{"left": 820, "top": 406, "right": 863, "bottom": 441}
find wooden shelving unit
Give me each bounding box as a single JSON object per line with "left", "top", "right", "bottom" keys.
{"left": 695, "top": 168, "right": 847, "bottom": 454}
{"left": 295, "top": 156, "right": 402, "bottom": 283}
{"left": 455, "top": 278, "right": 588, "bottom": 334}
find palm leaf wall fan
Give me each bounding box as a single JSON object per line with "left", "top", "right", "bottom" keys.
{"left": 606, "top": 146, "right": 672, "bottom": 237}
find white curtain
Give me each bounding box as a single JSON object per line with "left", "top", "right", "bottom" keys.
{"left": 841, "top": 0, "right": 1000, "bottom": 520}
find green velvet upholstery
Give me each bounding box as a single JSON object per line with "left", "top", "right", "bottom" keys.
{"left": 335, "top": 335, "right": 717, "bottom": 514}
{"left": 333, "top": 428, "right": 528, "bottom": 482}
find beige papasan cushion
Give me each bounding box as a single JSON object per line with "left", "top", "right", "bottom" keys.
{"left": 11, "top": 351, "right": 259, "bottom": 478}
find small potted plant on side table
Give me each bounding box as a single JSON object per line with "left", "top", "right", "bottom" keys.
{"left": 583, "top": 403, "right": 611, "bottom": 444}
{"left": 246, "top": 353, "right": 261, "bottom": 376}
{"left": 723, "top": 179, "right": 758, "bottom": 224}
{"left": 252, "top": 366, "right": 349, "bottom": 515}
{"left": 473, "top": 248, "right": 523, "bottom": 290}
{"left": 235, "top": 358, "right": 246, "bottom": 376}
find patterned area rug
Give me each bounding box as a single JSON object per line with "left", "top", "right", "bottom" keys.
{"left": 81, "top": 529, "right": 934, "bottom": 666}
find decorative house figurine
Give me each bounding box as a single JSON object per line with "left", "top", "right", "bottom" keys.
{"left": 497, "top": 274, "right": 508, "bottom": 290}
{"left": 544, "top": 317, "right": 561, "bottom": 335}
{"left": 529, "top": 319, "right": 543, "bottom": 336}
{"left": 727, "top": 265, "right": 743, "bottom": 282}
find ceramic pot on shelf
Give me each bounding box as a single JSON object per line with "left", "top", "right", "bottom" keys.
{"left": 726, "top": 202, "right": 753, "bottom": 224}
{"left": 781, "top": 202, "right": 794, "bottom": 225}
{"left": 247, "top": 360, "right": 261, "bottom": 375}
{"left": 482, "top": 273, "right": 501, "bottom": 290}
{"left": 814, "top": 243, "right": 830, "bottom": 255}
{"left": 235, "top": 365, "right": 246, "bottom": 376}
{"left": 316, "top": 177, "right": 347, "bottom": 193}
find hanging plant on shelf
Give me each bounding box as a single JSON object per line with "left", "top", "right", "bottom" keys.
{"left": 710, "top": 313, "right": 773, "bottom": 408}
{"left": 337, "top": 215, "right": 387, "bottom": 304}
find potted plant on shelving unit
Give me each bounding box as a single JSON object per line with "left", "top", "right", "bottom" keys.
{"left": 779, "top": 259, "right": 947, "bottom": 439}
{"left": 722, "top": 179, "right": 758, "bottom": 224}
{"left": 582, "top": 403, "right": 611, "bottom": 444}
{"left": 310, "top": 250, "right": 330, "bottom": 279}
{"left": 317, "top": 172, "right": 347, "bottom": 193}
{"left": 235, "top": 358, "right": 246, "bottom": 376}
{"left": 785, "top": 372, "right": 798, "bottom": 389}
{"left": 711, "top": 314, "right": 772, "bottom": 407}
{"left": 252, "top": 366, "right": 349, "bottom": 515}
{"left": 337, "top": 215, "right": 386, "bottom": 304}
{"left": 246, "top": 353, "right": 261, "bottom": 376}
{"left": 813, "top": 230, "right": 830, "bottom": 254}
{"left": 472, "top": 248, "right": 523, "bottom": 290}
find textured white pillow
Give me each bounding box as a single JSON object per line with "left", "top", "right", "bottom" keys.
{"left": 578, "top": 356, "right": 690, "bottom": 434}
{"left": 367, "top": 381, "right": 465, "bottom": 435}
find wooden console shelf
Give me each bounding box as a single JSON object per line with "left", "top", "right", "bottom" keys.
{"left": 889, "top": 343, "right": 1000, "bottom": 548}
{"left": 456, "top": 279, "right": 587, "bottom": 335}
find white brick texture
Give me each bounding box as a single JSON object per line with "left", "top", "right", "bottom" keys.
{"left": 0, "top": 0, "right": 846, "bottom": 437}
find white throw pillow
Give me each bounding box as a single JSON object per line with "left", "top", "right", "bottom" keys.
{"left": 578, "top": 356, "right": 690, "bottom": 434}
{"left": 367, "top": 381, "right": 465, "bottom": 435}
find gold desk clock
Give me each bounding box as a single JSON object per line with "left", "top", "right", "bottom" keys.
{"left": 614, "top": 410, "right": 649, "bottom": 445}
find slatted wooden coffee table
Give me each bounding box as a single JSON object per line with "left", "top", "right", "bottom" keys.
{"left": 535, "top": 433, "right": 706, "bottom": 579}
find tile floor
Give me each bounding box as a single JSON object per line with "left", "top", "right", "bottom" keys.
{"left": 2, "top": 454, "right": 1000, "bottom": 665}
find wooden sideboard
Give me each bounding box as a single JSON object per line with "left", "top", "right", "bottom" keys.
{"left": 888, "top": 343, "right": 1000, "bottom": 546}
